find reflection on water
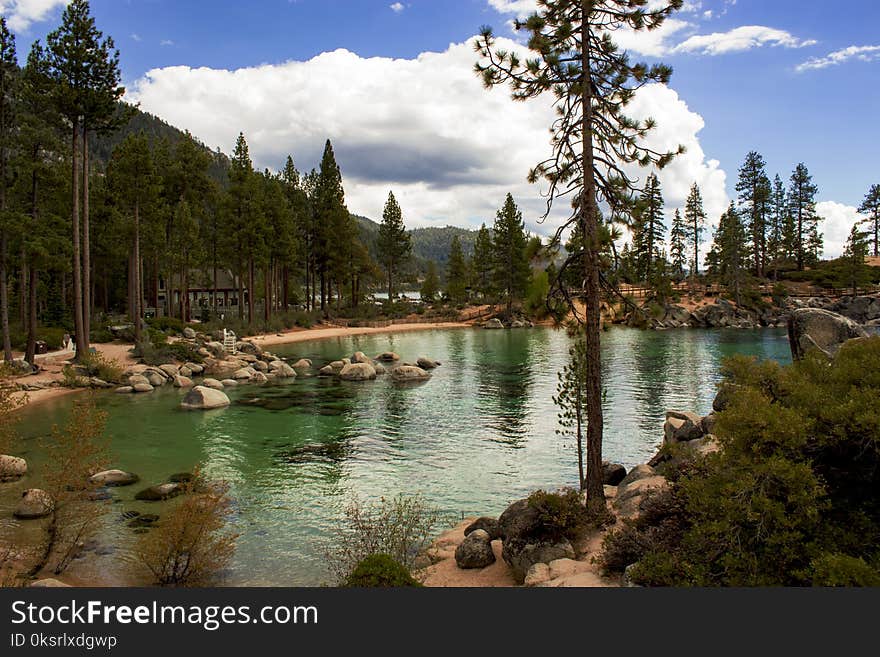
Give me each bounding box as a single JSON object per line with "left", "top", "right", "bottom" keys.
{"left": 1, "top": 326, "right": 791, "bottom": 586}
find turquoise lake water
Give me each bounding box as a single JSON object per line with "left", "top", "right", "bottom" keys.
{"left": 1, "top": 326, "right": 792, "bottom": 585}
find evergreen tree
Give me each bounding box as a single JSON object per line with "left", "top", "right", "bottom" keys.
{"left": 858, "top": 184, "right": 880, "bottom": 257}
{"left": 554, "top": 333, "right": 588, "bottom": 490}
{"left": 633, "top": 173, "right": 665, "bottom": 282}
{"left": 475, "top": 0, "right": 684, "bottom": 505}
{"left": 446, "top": 235, "right": 467, "bottom": 303}
{"left": 491, "top": 193, "right": 530, "bottom": 312}
{"left": 707, "top": 203, "right": 749, "bottom": 305}
{"left": 684, "top": 182, "right": 706, "bottom": 279}
{"left": 788, "top": 163, "right": 821, "bottom": 271}
{"left": 313, "top": 140, "right": 351, "bottom": 310}
{"left": 226, "top": 133, "right": 257, "bottom": 321}
{"left": 46, "top": 0, "right": 124, "bottom": 357}
{"left": 768, "top": 174, "right": 787, "bottom": 275}
{"left": 420, "top": 260, "right": 439, "bottom": 303}
{"left": 669, "top": 209, "right": 687, "bottom": 279}
{"left": 106, "top": 133, "right": 158, "bottom": 343}
{"left": 471, "top": 223, "right": 493, "bottom": 298}
{"left": 735, "top": 151, "right": 771, "bottom": 277}
{"left": 842, "top": 223, "right": 868, "bottom": 295}
{"left": 0, "top": 18, "right": 15, "bottom": 362}
{"left": 377, "top": 191, "right": 411, "bottom": 301}
{"left": 17, "top": 41, "right": 66, "bottom": 365}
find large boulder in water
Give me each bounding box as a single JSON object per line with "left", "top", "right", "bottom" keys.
{"left": 416, "top": 357, "right": 440, "bottom": 369}
{"left": 14, "top": 489, "right": 54, "bottom": 519}
{"left": 788, "top": 308, "right": 868, "bottom": 360}
{"left": 483, "top": 318, "right": 504, "bottom": 330}
{"left": 391, "top": 365, "right": 430, "bottom": 382}
{"left": 135, "top": 482, "right": 184, "bottom": 501}
{"left": 339, "top": 363, "right": 377, "bottom": 381}
{"left": 180, "top": 386, "right": 231, "bottom": 411}
{"left": 0, "top": 455, "right": 27, "bottom": 482}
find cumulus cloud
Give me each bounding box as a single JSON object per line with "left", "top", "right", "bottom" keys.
{"left": 671, "top": 25, "right": 816, "bottom": 55}
{"left": 817, "top": 201, "right": 862, "bottom": 259}
{"left": 390, "top": 2, "right": 405, "bottom": 13}
{"left": 0, "top": 0, "right": 68, "bottom": 32}
{"left": 796, "top": 45, "right": 880, "bottom": 72}
{"left": 128, "top": 38, "right": 727, "bottom": 237}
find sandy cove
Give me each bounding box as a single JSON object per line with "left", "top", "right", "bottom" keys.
{"left": 8, "top": 321, "right": 472, "bottom": 411}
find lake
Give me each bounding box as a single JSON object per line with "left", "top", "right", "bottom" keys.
{"left": 1, "top": 326, "right": 792, "bottom": 586}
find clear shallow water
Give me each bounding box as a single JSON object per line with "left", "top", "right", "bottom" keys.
{"left": 1, "top": 327, "right": 791, "bottom": 586}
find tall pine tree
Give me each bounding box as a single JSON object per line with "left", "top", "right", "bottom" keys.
{"left": 735, "top": 151, "right": 771, "bottom": 277}
{"left": 491, "top": 193, "right": 530, "bottom": 312}
{"left": 858, "top": 184, "right": 880, "bottom": 257}
{"left": 377, "top": 191, "right": 411, "bottom": 301}
{"left": 475, "top": 0, "right": 684, "bottom": 505}
{"left": 446, "top": 235, "right": 467, "bottom": 303}
{"left": 669, "top": 209, "right": 687, "bottom": 279}
{"left": 788, "top": 163, "right": 821, "bottom": 271}
{"left": 684, "top": 182, "right": 706, "bottom": 280}
{"left": 633, "top": 173, "right": 665, "bottom": 283}
{"left": 0, "top": 18, "right": 15, "bottom": 362}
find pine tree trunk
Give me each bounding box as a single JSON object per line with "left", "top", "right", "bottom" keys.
{"left": 25, "top": 265, "right": 37, "bottom": 366}
{"left": 0, "top": 230, "right": 11, "bottom": 362}
{"left": 82, "top": 130, "right": 91, "bottom": 344}
{"left": 248, "top": 258, "right": 255, "bottom": 324}
{"left": 580, "top": 4, "right": 605, "bottom": 506}
{"left": 71, "top": 120, "right": 87, "bottom": 360}
{"left": 264, "top": 264, "right": 270, "bottom": 322}
{"left": 19, "top": 249, "right": 26, "bottom": 327}
{"left": 133, "top": 201, "right": 142, "bottom": 345}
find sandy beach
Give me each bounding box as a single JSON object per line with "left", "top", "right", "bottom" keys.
{"left": 248, "top": 321, "right": 471, "bottom": 347}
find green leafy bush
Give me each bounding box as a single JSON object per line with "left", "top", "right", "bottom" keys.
{"left": 343, "top": 554, "right": 422, "bottom": 588}
{"left": 602, "top": 338, "right": 880, "bottom": 586}
{"left": 147, "top": 316, "right": 186, "bottom": 335}
{"left": 527, "top": 488, "right": 610, "bottom": 540}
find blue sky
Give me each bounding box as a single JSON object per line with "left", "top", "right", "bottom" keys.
{"left": 4, "top": 0, "right": 879, "bottom": 255}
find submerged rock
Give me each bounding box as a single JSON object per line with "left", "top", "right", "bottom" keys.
{"left": 351, "top": 351, "right": 372, "bottom": 364}
{"left": 180, "top": 386, "right": 231, "bottom": 411}
{"left": 14, "top": 489, "right": 54, "bottom": 519}
{"left": 202, "top": 378, "right": 225, "bottom": 390}
{"left": 292, "top": 359, "right": 312, "bottom": 370}
{"left": 376, "top": 352, "right": 400, "bottom": 362}
{"left": 483, "top": 318, "right": 504, "bottom": 330}
{"left": 135, "top": 482, "right": 184, "bottom": 501}
{"left": 89, "top": 469, "right": 139, "bottom": 487}
{"left": 416, "top": 357, "right": 441, "bottom": 370}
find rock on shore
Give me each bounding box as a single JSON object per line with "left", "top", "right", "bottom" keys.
{"left": 180, "top": 386, "right": 231, "bottom": 411}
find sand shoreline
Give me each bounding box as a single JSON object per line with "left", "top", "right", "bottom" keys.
{"left": 7, "top": 320, "right": 474, "bottom": 411}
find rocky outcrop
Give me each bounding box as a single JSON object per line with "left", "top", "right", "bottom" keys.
{"left": 454, "top": 529, "right": 496, "bottom": 569}
{"left": 464, "top": 517, "right": 501, "bottom": 540}
{"left": 352, "top": 352, "right": 372, "bottom": 364}
{"left": 14, "top": 489, "right": 54, "bottom": 519}
{"left": 180, "top": 386, "right": 231, "bottom": 411}
{"left": 787, "top": 308, "right": 869, "bottom": 360}
{"left": 613, "top": 465, "right": 668, "bottom": 519}
{"left": 601, "top": 462, "right": 627, "bottom": 486}
{"left": 483, "top": 318, "right": 504, "bottom": 330}
{"left": 663, "top": 410, "right": 705, "bottom": 444}
{"left": 496, "top": 497, "right": 576, "bottom": 584}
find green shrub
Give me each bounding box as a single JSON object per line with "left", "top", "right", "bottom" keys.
{"left": 527, "top": 488, "right": 610, "bottom": 540}
{"left": 605, "top": 338, "right": 880, "bottom": 586}
{"left": 11, "top": 326, "right": 67, "bottom": 351}
{"left": 344, "top": 554, "right": 422, "bottom": 588}
{"left": 810, "top": 553, "right": 880, "bottom": 587}
{"left": 147, "top": 316, "right": 187, "bottom": 335}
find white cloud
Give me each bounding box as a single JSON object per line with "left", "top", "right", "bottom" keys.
{"left": 672, "top": 25, "right": 816, "bottom": 55}
{"left": 389, "top": 2, "right": 404, "bottom": 13}
{"left": 817, "top": 201, "right": 862, "bottom": 259}
{"left": 131, "top": 33, "right": 142, "bottom": 42}
{"left": 0, "top": 0, "right": 68, "bottom": 32}
{"left": 487, "top": 0, "right": 536, "bottom": 19}
{"left": 611, "top": 18, "right": 692, "bottom": 58}
{"left": 128, "top": 38, "right": 728, "bottom": 238}
{"left": 160, "top": 39, "right": 174, "bottom": 47}
{"left": 796, "top": 44, "right": 880, "bottom": 72}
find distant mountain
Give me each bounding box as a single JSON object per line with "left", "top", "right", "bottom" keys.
{"left": 90, "top": 103, "right": 230, "bottom": 184}
{"left": 354, "top": 215, "right": 480, "bottom": 278}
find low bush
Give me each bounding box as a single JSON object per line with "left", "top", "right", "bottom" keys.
{"left": 147, "top": 316, "right": 186, "bottom": 335}
{"left": 603, "top": 338, "right": 880, "bottom": 586}
{"left": 324, "top": 494, "right": 450, "bottom": 584}
{"left": 344, "top": 554, "right": 422, "bottom": 588}
{"left": 527, "top": 488, "right": 612, "bottom": 540}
